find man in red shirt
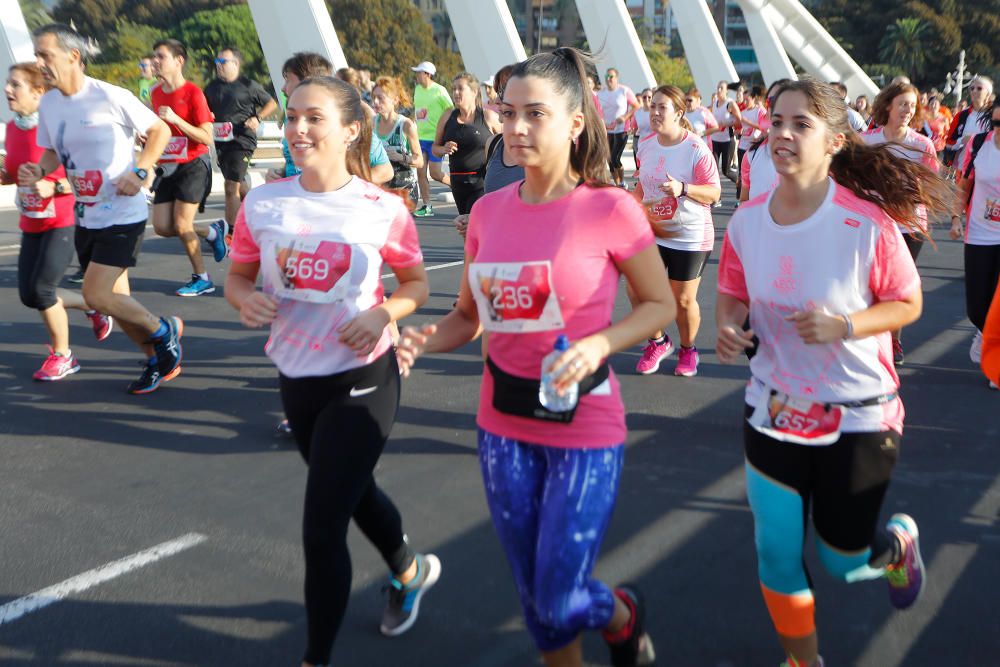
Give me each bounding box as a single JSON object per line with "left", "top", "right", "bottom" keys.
{"left": 150, "top": 38, "right": 228, "bottom": 296}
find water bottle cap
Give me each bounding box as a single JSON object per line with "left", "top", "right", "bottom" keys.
{"left": 554, "top": 335, "right": 570, "bottom": 351}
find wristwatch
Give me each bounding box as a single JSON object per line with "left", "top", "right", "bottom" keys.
{"left": 133, "top": 167, "right": 149, "bottom": 181}
{"left": 680, "top": 182, "right": 689, "bottom": 198}
{"left": 54, "top": 180, "right": 67, "bottom": 195}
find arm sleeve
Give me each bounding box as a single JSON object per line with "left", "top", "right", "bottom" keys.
{"left": 608, "top": 196, "right": 656, "bottom": 264}
{"left": 380, "top": 201, "right": 423, "bottom": 268}
{"left": 369, "top": 133, "right": 389, "bottom": 166}
{"left": 717, "top": 231, "right": 749, "bottom": 302}
{"left": 36, "top": 102, "right": 52, "bottom": 149}
{"left": 112, "top": 85, "right": 161, "bottom": 134}
{"left": 869, "top": 220, "right": 921, "bottom": 303}
{"left": 704, "top": 109, "right": 719, "bottom": 131}
{"left": 693, "top": 147, "right": 721, "bottom": 187}
{"left": 228, "top": 203, "right": 261, "bottom": 263}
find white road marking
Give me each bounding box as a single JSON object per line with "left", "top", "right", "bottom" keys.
{"left": 0, "top": 532, "right": 207, "bottom": 626}
{"left": 381, "top": 259, "right": 464, "bottom": 280}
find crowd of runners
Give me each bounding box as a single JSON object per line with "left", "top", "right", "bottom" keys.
{"left": 6, "top": 19, "right": 1000, "bottom": 667}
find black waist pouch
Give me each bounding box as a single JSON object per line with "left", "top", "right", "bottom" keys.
{"left": 486, "top": 356, "right": 609, "bottom": 424}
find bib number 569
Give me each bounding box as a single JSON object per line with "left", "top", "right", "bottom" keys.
{"left": 285, "top": 256, "right": 330, "bottom": 281}
{"left": 490, "top": 285, "right": 533, "bottom": 310}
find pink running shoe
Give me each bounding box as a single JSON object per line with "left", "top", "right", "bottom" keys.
{"left": 635, "top": 336, "right": 673, "bottom": 375}
{"left": 33, "top": 348, "right": 80, "bottom": 381}
{"left": 87, "top": 311, "right": 113, "bottom": 341}
{"left": 674, "top": 346, "right": 700, "bottom": 377}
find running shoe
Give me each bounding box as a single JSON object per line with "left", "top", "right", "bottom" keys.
{"left": 151, "top": 316, "right": 183, "bottom": 378}
{"left": 276, "top": 418, "right": 293, "bottom": 437}
{"left": 380, "top": 552, "right": 441, "bottom": 637}
{"left": 127, "top": 358, "right": 182, "bottom": 395}
{"left": 990, "top": 381, "right": 998, "bottom": 390}
{"left": 970, "top": 330, "right": 983, "bottom": 365}
{"left": 176, "top": 275, "right": 215, "bottom": 297}
{"left": 675, "top": 346, "right": 700, "bottom": 377}
{"left": 602, "top": 584, "right": 656, "bottom": 667}
{"left": 413, "top": 204, "right": 434, "bottom": 217}
{"left": 885, "top": 513, "right": 925, "bottom": 609}
{"left": 33, "top": 348, "right": 80, "bottom": 381}
{"left": 66, "top": 268, "right": 85, "bottom": 285}
{"left": 207, "top": 219, "right": 229, "bottom": 262}
{"left": 636, "top": 336, "right": 673, "bottom": 375}
{"left": 86, "top": 311, "right": 113, "bottom": 341}
{"left": 892, "top": 339, "right": 905, "bottom": 366}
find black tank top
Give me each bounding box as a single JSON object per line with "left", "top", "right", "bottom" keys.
{"left": 442, "top": 107, "right": 491, "bottom": 174}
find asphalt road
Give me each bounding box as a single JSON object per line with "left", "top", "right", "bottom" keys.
{"left": 0, "top": 179, "right": 997, "bottom": 667}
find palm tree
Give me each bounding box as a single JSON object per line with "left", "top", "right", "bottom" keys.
{"left": 878, "top": 17, "right": 930, "bottom": 79}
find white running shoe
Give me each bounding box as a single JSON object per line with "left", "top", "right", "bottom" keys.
{"left": 970, "top": 330, "right": 983, "bottom": 365}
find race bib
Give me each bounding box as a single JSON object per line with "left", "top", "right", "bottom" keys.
{"left": 262, "top": 237, "right": 354, "bottom": 304}
{"left": 985, "top": 197, "right": 1000, "bottom": 223}
{"left": 68, "top": 169, "right": 104, "bottom": 204}
{"left": 213, "top": 122, "right": 234, "bottom": 142}
{"left": 415, "top": 108, "right": 428, "bottom": 121}
{"left": 468, "top": 261, "right": 564, "bottom": 333}
{"left": 646, "top": 196, "right": 678, "bottom": 222}
{"left": 748, "top": 389, "right": 843, "bottom": 446}
{"left": 162, "top": 136, "right": 189, "bottom": 161}
{"left": 16, "top": 186, "right": 55, "bottom": 219}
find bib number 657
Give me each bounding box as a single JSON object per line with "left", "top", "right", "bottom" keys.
{"left": 772, "top": 410, "right": 819, "bottom": 433}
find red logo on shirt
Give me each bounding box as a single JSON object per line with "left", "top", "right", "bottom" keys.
{"left": 70, "top": 170, "right": 103, "bottom": 201}
{"left": 276, "top": 241, "right": 352, "bottom": 292}
{"left": 478, "top": 264, "right": 551, "bottom": 321}
{"left": 416, "top": 108, "right": 428, "bottom": 121}
{"left": 844, "top": 218, "right": 861, "bottom": 228}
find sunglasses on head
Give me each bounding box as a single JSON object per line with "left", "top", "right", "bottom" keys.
{"left": 138, "top": 62, "right": 150, "bottom": 68}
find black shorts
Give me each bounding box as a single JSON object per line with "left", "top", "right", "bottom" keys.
{"left": 657, "top": 245, "right": 712, "bottom": 281}
{"left": 19, "top": 226, "right": 76, "bottom": 310}
{"left": 902, "top": 232, "right": 924, "bottom": 261}
{"left": 216, "top": 146, "right": 253, "bottom": 183}
{"left": 153, "top": 156, "right": 211, "bottom": 205}
{"left": 75, "top": 221, "right": 146, "bottom": 270}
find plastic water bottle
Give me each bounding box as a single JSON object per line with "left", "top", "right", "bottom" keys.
{"left": 539, "top": 335, "right": 578, "bottom": 412}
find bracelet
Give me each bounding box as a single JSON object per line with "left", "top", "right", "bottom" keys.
{"left": 841, "top": 314, "right": 854, "bottom": 340}
{"left": 680, "top": 182, "right": 689, "bottom": 198}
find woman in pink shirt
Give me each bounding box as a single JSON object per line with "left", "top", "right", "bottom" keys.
{"left": 397, "top": 47, "right": 675, "bottom": 667}
{"left": 716, "top": 79, "right": 951, "bottom": 667}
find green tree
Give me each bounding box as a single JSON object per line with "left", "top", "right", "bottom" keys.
{"left": 17, "top": 0, "right": 52, "bottom": 31}
{"left": 327, "top": 0, "right": 464, "bottom": 86}
{"left": 53, "top": 0, "right": 123, "bottom": 37}
{"left": 879, "top": 17, "right": 929, "bottom": 79}
{"left": 101, "top": 20, "right": 165, "bottom": 63}
{"left": 174, "top": 5, "right": 269, "bottom": 90}
{"left": 644, "top": 45, "right": 693, "bottom": 91}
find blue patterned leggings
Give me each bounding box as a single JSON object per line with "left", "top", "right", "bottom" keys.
{"left": 477, "top": 428, "right": 624, "bottom": 651}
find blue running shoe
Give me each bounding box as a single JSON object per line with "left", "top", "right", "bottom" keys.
{"left": 151, "top": 316, "right": 183, "bottom": 378}
{"left": 886, "top": 513, "right": 925, "bottom": 609}
{"left": 380, "top": 553, "right": 441, "bottom": 637}
{"left": 176, "top": 275, "right": 215, "bottom": 297}
{"left": 207, "top": 219, "right": 229, "bottom": 262}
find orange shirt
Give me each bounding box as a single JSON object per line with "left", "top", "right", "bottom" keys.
{"left": 983, "top": 276, "right": 1000, "bottom": 385}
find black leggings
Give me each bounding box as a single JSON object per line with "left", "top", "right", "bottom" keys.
{"left": 607, "top": 132, "right": 629, "bottom": 172}
{"left": 18, "top": 227, "right": 75, "bottom": 311}
{"left": 712, "top": 139, "right": 735, "bottom": 181}
{"left": 735, "top": 147, "right": 748, "bottom": 198}
{"left": 450, "top": 172, "right": 485, "bottom": 215}
{"left": 280, "top": 352, "right": 414, "bottom": 665}
{"left": 965, "top": 243, "right": 1000, "bottom": 331}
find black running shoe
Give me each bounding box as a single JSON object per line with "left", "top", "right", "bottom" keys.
{"left": 128, "top": 359, "right": 163, "bottom": 395}
{"left": 151, "top": 316, "right": 183, "bottom": 377}
{"left": 604, "top": 584, "right": 656, "bottom": 667}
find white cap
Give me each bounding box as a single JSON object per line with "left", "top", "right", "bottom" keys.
{"left": 411, "top": 61, "right": 436, "bottom": 76}
{"left": 483, "top": 76, "right": 494, "bottom": 87}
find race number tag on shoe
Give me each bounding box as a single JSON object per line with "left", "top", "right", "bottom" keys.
{"left": 16, "top": 186, "right": 55, "bottom": 218}
{"left": 262, "top": 237, "right": 354, "bottom": 304}
{"left": 68, "top": 169, "right": 104, "bottom": 204}
{"left": 748, "top": 389, "right": 843, "bottom": 446}
{"left": 213, "top": 122, "right": 234, "bottom": 142}
{"left": 161, "top": 136, "right": 189, "bottom": 161}
{"left": 468, "top": 261, "right": 564, "bottom": 333}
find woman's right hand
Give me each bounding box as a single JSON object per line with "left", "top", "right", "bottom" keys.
{"left": 239, "top": 291, "right": 279, "bottom": 329}
{"left": 949, "top": 218, "right": 963, "bottom": 241}
{"left": 454, "top": 214, "right": 469, "bottom": 239}
{"left": 396, "top": 323, "right": 437, "bottom": 377}
{"left": 18, "top": 162, "right": 43, "bottom": 186}
{"left": 716, "top": 324, "right": 755, "bottom": 364}
{"left": 443, "top": 141, "right": 458, "bottom": 155}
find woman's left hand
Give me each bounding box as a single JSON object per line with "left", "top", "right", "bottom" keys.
{"left": 658, "top": 179, "right": 682, "bottom": 197}
{"left": 546, "top": 335, "right": 610, "bottom": 395}
{"left": 785, "top": 309, "right": 848, "bottom": 345}
{"left": 338, "top": 307, "right": 391, "bottom": 356}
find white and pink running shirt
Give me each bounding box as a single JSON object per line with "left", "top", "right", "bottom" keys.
{"left": 684, "top": 106, "right": 718, "bottom": 141}
{"left": 740, "top": 138, "right": 778, "bottom": 201}
{"left": 466, "top": 182, "right": 654, "bottom": 449}
{"left": 860, "top": 127, "right": 938, "bottom": 232}
{"left": 230, "top": 176, "right": 423, "bottom": 378}
{"left": 710, "top": 98, "right": 736, "bottom": 143}
{"left": 718, "top": 180, "right": 921, "bottom": 434}
{"left": 738, "top": 106, "right": 766, "bottom": 151}
{"left": 636, "top": 130, "right": 719, "bottom": 252}
{"left": 960, "top": 132, "right": 1000, "bottom": 246}
{"left": 598, "top": 86, "right": 638, "bottom": 134}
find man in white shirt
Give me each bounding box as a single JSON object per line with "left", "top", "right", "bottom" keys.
{"left": 831, "top": 82, "right": 867, "bottom": 133}
{"left": 21, "top": 23, "right": 184, "bottom": 395}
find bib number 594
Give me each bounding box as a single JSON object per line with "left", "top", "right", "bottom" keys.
{"left": 490, "top": 285, "right": 533, "bottom": 310}
{"left": 285, "top": 256, "right": 330, "bottom": 281}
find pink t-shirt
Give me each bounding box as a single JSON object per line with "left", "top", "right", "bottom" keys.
{"left": 230, "top": 176, "right": 423, "bottom": 378}
{"left": 960, "top": 132, "right": 1000, "bottom": 246}
{"left": 684, "top": 107, "right": 717, "bottom": 141}
{"left": 466, "top": 183, "right": 655, "bottom": 448}
{"left": 739, "top": 138, "right": 778, "bottom": 201}
{"left": 718, "top": 180, "right": 921, "bottom": 435}
{"left": 738, "top": 106, "right": 765, "bottom": 151}
{"left": 636, "top": 130, "right": 719, "bottom": 251}
{"left": 860, "top": 127, "right": 938, "bottom": 232}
